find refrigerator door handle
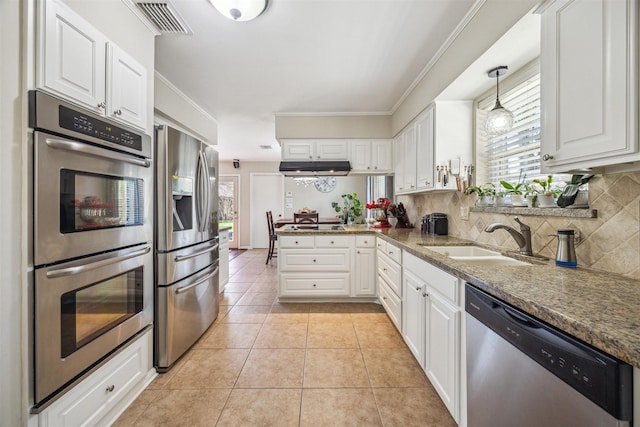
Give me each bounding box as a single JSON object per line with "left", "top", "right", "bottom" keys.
{"left": 175, "top": 266, "right": 219, "bottom": 295}
{"left": 174, "top": 243, "right": 219, "bottom": 262}
{"left": 198, "top": 150, "right": 210, "bottom": 232}
{"left": 195, "top": 151, "right": 204, "bottom": 232}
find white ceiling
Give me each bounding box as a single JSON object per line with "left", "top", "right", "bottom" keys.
{"left": 155, "top": 0, "right": 481, "bottom": 161}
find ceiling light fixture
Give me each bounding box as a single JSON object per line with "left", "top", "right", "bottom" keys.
{"left": 484, "top": 65, "right": 514, "bottom": 136}
{"left": 209, "top": 0, "right": 269, "bottom": 22}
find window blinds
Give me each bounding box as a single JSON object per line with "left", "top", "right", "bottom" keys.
{"left": 477, "top": 73, "right": 541, "bottom": 184}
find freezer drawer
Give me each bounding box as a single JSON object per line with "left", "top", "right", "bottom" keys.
{"left": 156, "top": 238, "right": 219, "bottom": 286}
{"left": 155, "top": 263, "right": 219, "bottom": 370}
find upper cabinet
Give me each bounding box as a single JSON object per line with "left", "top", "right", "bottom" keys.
{"left": 539, "top": 0, "right": 638, "bottom": 172}
{"left": 39, "top": 0, "right": 148, "bottom": 132}
{"left": 349, "top": 139, "right": 394, "bottom": 174}
{"left": 281, "top": 140, "right": 348, "bottom": 161}
{"left": 394, "top": 101, "right": 472, "bottom": 195}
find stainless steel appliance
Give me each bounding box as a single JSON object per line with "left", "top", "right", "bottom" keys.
{"left": 466, "top": 284, "right": 632, "bottom": 427}
{"left": 155, "top": 125, "right": 219, "bottom": 371}
{"left": 29, "top": 91, "right": 154, "bottom": 408}
{"left": 421, "top": 213, "right": 448, "bottom": 235}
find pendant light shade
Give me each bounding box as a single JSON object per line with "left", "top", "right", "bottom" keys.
{"left": 484, "top": 66, "right": 514, "bottom": 136}
{"left": 209, "top": 0, "right": 269, "bottom": 22}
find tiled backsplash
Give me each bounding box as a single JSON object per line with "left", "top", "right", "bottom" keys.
{"left": 399, "top": 172, "right": 640, "bottom": 280}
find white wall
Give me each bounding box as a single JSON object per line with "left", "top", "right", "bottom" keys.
{"left": 1, "top": 0, "right": 26, "bottom": 424}
{"left": 283, "top": 176, "right": 367, "bottom": 219}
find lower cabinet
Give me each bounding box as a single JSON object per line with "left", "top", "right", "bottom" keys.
{"left": 402, "top": 251, "right": 463, "bottom": 423}
{"left": 353, "top": 236, "right": 376, "bottom": 296}
{"left": 37, "top": 329, "right": 155, "bottom": 427}
{"left": 377, "top": 238, "right": 402, "bottom": 331}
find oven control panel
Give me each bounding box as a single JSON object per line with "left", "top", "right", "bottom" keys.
{"left": 59, "top": 105, "right": 143, "bottom": 152}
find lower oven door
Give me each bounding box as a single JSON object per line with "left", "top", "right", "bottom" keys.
{"left": 156, "top": 263, "right": 219, "bottom": 371}
{"left": 34, "top": 244, "right": 153, "bottom": 405}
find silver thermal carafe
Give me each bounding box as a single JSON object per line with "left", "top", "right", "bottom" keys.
{"left": 555, "top": 229, "right": 577, "bottom": 267}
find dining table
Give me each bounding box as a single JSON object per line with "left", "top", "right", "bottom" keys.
{"left": 275, "top": 217, "right": 342, "bottom": 228}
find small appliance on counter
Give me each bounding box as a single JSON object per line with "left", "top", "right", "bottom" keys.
{"left": 421, "top": 213, "right": 448, "bottom": 235}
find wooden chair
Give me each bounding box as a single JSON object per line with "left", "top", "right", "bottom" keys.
{"left": 266, "top": 211, "right": 278, "bottom": 264}
{"left": 293, "top": 212, "right": 319, "bottom": 223}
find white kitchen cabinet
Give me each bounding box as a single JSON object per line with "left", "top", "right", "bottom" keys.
{"left": 349, "top": 139, "right": 394, "bottom": 174}
{"left": 416, "top": 106, "right": 435, "bottom": 191}
{"left": 37, "top": 329, "right": 154, "bottom": 427}
{"left": 219, "top": 229, "right": 230, "bottom": 292}
{"left": 539, "top": 0, "right": 638, "bottom": 172}
{"left": 39, "top": 0, "right": 148, "bottom": 131}
{"left": 394, "top": 102, "right": 472, "bottom": 194}
{"left": 353, "top": 236, "right": 376, "bottom": 296}
{"left": 402, "top": 251, "right": 463, "bottom": 423}
{"left": 280, "top": 140, "right": 348, "bottom": 161}
{"left": 376, "top": 238, "right": 402, "bottom": 331}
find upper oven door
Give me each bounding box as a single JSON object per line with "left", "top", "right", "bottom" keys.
{"left": 34, "top": 131, "right": 153, "bottom": 266}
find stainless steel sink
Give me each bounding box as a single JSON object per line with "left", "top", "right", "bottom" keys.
{"left": 424, "top": 245, "right": 500, "bottom": 257}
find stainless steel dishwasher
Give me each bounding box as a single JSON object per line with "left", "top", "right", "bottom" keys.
{"left": 465, "top": 284, "right": 633, "bottom": 427}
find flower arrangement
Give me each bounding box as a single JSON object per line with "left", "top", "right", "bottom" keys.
{"left": 365, "top": 198, "right": 397, "bottom": 227}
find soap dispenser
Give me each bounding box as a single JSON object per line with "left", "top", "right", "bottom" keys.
{"left": 554, "top": 229, "right": 577, "bottom": 267}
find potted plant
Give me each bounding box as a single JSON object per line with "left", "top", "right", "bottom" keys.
{"left": 557, "top": 174, "right": 594, "bottom": 208}
{"left": 500, "top": 181, "right": 526, "bottom": 206}
{"left": 465, "top": 183, "right": 496, "bottom": 206}
{"left": 332, "top": 193, "right": 364, "bottom": 224}
{"left": 532, "top": 175, "right": 558, "bottom": 207}
{"left": 524, "top": 183, "right": 540, "bottom": 207}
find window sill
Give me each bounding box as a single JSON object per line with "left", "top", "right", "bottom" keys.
{"left": 470, "top": 206, "right": 597, "bottom": 219}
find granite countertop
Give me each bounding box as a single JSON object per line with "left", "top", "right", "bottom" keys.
{"left": 277, "top": 225, "right": 640, "bottom": 367}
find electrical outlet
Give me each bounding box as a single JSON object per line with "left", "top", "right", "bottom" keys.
{"left": 460, "top": 207, "right": 469, "bottom": 221}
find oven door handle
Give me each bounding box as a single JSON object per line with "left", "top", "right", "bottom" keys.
{"left": 174, "top": 243, "right": 219, "bottom": 262}
{"left": 46, "top": 246, "right": 151, "bottom": 278}
{"left": 175, "top": 266, "right": 219, "bottom": 295}
{"left": 45, "top": 138, "right": 152, "bottom": 168}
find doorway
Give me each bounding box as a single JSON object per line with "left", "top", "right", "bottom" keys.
{"left": 219, "top": 175, "right": 239, "bottom": 249}
{"left": 250, "top": 173, "right": 283, "bottom": 249}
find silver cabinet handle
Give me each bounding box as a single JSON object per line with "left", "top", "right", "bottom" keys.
{"left": 374, "top": 166, "right": 378, "bottom": 169}
{"left": 425, "top": 181, "right": 431, "bottom": 185}
{"left": 295, "top": 241, "right": 299, "bottom": 244}
{"left": 174, "top": 244, "right": 219, "bottom": 262}
{"left": 382, "top": 296, "right": 387, "bottom": 300}
{"left": 106, "top": 385, "right": 115, "bottom": 393}
{"left": 46, "top": 246, "right": 150, "bottom": 278}
{"left": 330, "top": 241, "right": 334, "bottom": 244}
{"left": 312, "top": 283, "right": 317, "bottom": 287}
{"left": 176, "top": 266, "right": 219, "bottom": 294}
{"left": 313, "top": 259, "right": 317, "bottom": 263}
{"left": 422, "top": 291, "right": 429, "bottom": 298}
{"left": 97, "top": 102, "right": 106, "bottom": 109}
{"left": 357, "top": 250, "right": 361, "bottom": 254}
{"left": 542, "top": 154, "right": 554, "bottom": 161}
{"left": 45, "top": 138, "right": 151, "bottom": 167}
{"left": 113, "top": 109, "right": 122, "bottom": 116}
{"left": 415, "top": 286, "right": 421, "bottom": 291}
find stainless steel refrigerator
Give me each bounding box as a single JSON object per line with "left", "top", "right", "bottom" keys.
{"left": 154, "top": 125, "right": 219, "bottom": 371}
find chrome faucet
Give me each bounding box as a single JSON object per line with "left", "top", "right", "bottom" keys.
{"left": 484, "top": 217, "right": 533, "bottom": 256}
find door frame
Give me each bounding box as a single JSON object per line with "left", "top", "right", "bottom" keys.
{"left": 219, "top": 174, "right": 240, "bottom": 249}
{"left": 249, "top": 172, "right": 284, "bottom": 249}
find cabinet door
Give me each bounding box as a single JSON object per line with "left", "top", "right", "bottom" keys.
{"left": 281, "top": 140, "right": 315, "bottom": 160}
{"left": 401, "top": 268, "right": 425, "bottom": 367}
{"left": 350, "top": 140, "right": 372, "bottom": 172}
{"left": 353, "top": 247, "right": 376, "bottom": 296}
{"left": 540, "top": 0, "right": 637, "bottom": 171}
{"left": 107, "top": 44, "right": 148, "bottom": 131}
{"left": 393, "top": 135, "right": 405, "bottom": 193}
{"left": 371, "top": 139, "right": 393, "bottom": 173}
{"left": 416, "top": 107, "right": 435, "bottom": 190}
{"left": 425, "top": 292, "right": 460, "bottom": 420}
{"left": 41, "top": 0, "right": 107, "bottom": 113}
{"left": 316, "top": 140, "right": 348, "bottom": 160}
{"left": 403, "top": 125, "right": 417, "bottom": 192}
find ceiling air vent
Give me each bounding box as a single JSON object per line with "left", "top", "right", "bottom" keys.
{"left": 136, "top": 1, "right": 193, "bottom": 35}
{"left": 259, "top": 145, "right": 273, "bottom": 150}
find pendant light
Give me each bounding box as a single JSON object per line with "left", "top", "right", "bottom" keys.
{"left": 209, "top": 0, "right": 269, "bottom": 22}
{"left": 484, "top": 66, "right": 514, "bottom": 136}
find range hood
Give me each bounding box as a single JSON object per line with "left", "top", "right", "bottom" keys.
{"left": 279, "top": 160, "right": 351, "bottom": 176}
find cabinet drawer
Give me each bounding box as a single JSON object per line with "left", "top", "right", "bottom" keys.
{"left": 279, "top": 235, "right": 315, "bottom": 248}
{"left": 404, "top": 251, "right": 459, "bottom": 304}
{"left": 40, "top": 330, "right": 151, "bottom": 427}
{"left": 355, "top": 235, "right": 375, "bottom": 248}
{"left": 315, "top": 235, "right": 352, "bottom": 248}
{"left": 376, "top": 239, "right": 387, "bottom": 252}
{"left": 378, "top": 278, "right": 401, "bottom": 331}
{"left": 280, "top": 249, "right": 350, "bottom": 271}
{"left": 384, "top": 241, "right": 402, "bottom": 264}
{"left": 377, "top": 252, "right": 401, "bottom": 297}
{"left": 280, "top": 273, "right": 350, "bottom": 297}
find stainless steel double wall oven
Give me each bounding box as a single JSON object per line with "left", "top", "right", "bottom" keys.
{"left": 29, "top": 91, "right": 154, "bottom": 408}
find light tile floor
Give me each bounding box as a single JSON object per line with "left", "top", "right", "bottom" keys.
{"left": 114, "top": 249, "right": 456, "bottom": 426}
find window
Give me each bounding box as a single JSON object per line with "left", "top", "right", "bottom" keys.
{"left": 476, "top": 66, "right": 541, "bottom": 185}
